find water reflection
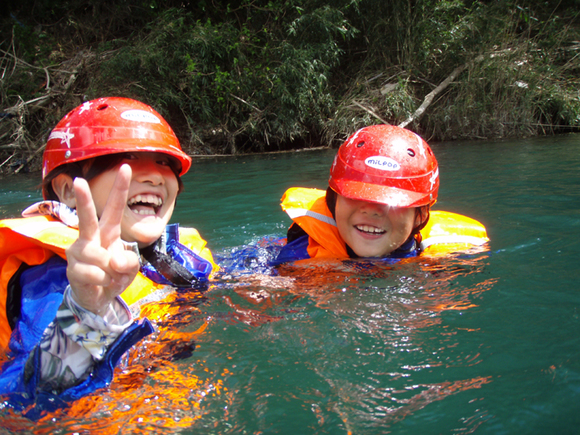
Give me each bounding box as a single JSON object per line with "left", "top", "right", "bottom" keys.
{"left": 266, "top": 253, "right": 495, "bottom": 431}
{"left": 1, "top": 134, "right": 580, "bottom": 433}
{"left": 0, "top": 247, "right": 494, "bottom": 434}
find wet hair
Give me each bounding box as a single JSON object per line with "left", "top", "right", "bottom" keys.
{"left": 412, "top": 206, "right": 430, "bottom": 245}
{"left": 325, "top": 187, "right": 338, "bottom": 217}
{"left": 42, "top": 153, "right": 184, "bottom": 202}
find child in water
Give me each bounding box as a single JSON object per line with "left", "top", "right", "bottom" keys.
{"left": 274, "top": 124, "right": 488, "bottom": 264}
{"left": 0, "top": 97, "right": 217, "bottom": 412}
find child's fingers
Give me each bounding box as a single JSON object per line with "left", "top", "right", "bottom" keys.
{"left": 67, "top": 166, "right": 136, "bottom": 315}
{"left": 108, "top": 240, "right": 140, "bottom": 274}
{"left": 66, "top": 241, "right": 110, "bottom": 275}
{"left": 107, "top": 249, "right": 140, "bottom": 297}
{"left": 66, "top": 244, "right": 113, "bottom": 302}
{"left": 73, "top": 177, "right": 100, "bottom": 244}
{"left": 68, "top": 262, "right": 112, "bottom": 288}
{"left": 100, "top": 164, "right": 132, "bottom": 248}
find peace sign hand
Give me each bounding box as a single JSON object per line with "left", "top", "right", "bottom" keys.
{"left": 65, "top": 164, "right": 140, "bottom": 316}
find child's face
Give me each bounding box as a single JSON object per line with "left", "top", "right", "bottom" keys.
{"left": 88, "top": 152, "right": 179, "bottom": 248}
{"left": 335, "top": 194, "right": 417, "bottom": 257}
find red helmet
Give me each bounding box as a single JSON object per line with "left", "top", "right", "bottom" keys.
{"left": 329, "top": 124, "right": 439, "bottom": 207}
{"left": 42, "top": 97, "right": 192, "bottom": 180}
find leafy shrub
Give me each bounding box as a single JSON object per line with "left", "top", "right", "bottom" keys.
{"left": 89, "top": 5, "right": 357, "bottom": 154}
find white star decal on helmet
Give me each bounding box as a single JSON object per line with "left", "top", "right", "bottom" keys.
{"left": 48, "top": 128, "right": 75, "bottom": 149}
{"left": 429, "top": 168, "right": 439, "bottom": 188}
{"left": 78, "top": 101, "right": 92, "bottom": 114}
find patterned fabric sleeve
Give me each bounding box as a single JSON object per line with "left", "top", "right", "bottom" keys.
{"left": 32, "top": 285, "right": 133, "bottom": 392}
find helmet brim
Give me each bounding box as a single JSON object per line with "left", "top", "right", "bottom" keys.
{"left": 331, "top": 179, "right": 434, "bottom": 208}
{"left": 43, "top": 139, "right": 192, "bottom": 178}
{"left": 91, "top": 139, "right": 192, "bottom": 176}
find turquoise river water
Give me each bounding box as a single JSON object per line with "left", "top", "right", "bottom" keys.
{"left": 0, "top": 133, "right": 579, "bottom": 434}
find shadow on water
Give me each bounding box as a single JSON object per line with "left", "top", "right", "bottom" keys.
{"left": 1, "top": 134, "right": 580, "bottom": 433}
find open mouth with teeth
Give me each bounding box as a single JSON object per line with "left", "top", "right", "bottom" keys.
{"left": 355, "top": 224, "right": 386, "bottom": 235}
{"left": 127, "top": 194, "right": 163, "bottom": 216}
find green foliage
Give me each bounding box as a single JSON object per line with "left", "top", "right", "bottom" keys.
{"left": 89, "top": 4, "right": 357, "bottom": 153}
{"left": 334, "top": 0, "right": 580, "bottom": 141}
{"left": 418, "top": 1, "right": 580, "bottom": 139}
{"left": 1, "top": 0, "right": 580, "bottom": 168}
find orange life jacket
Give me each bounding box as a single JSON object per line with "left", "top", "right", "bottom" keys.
{"left": 280, "top": 187, "right": 489, "bottom": 259}
{"left": 0, "top": 215, "right": 218, "bottom": 350}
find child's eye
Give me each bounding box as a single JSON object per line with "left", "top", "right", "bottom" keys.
{"left": 123, "top": 153, "right": 138, "bottom": 161}
{"left": 157, "top": 159, "right": 170, "bottom": 166}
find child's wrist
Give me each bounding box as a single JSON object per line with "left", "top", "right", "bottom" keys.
{"left": 68, "top": 284, "right": 111, "bottom": 317}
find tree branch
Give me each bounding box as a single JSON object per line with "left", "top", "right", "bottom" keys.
{"left": 399, "top": 54, "right": 485, "bottom": 128}
{"left": 352, "top": 101, "right": 389, "bottom": 125}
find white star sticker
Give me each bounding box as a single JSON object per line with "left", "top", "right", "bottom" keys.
{"left": 48, "top": 128, "right": 75, "bottom": 148}
{"left": 78, "top": 101, "right": 92, "bottom": 114}
{"left": 414, "top": 133, "right": 426, "bottom": 158}
{"left": 429, "top": 168, "right": 439, "bottom": 188}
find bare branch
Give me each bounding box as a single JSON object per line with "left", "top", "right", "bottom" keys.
{"left": 352, "top": 101, "right": 389, "bottom": 125}
{"left": 231, "top": 94, "right": 262, "bottom": 112}
{"left": 14, "top": 143, "right": 46, "bottom": 174}
{"left": 399, "top": 55, "right": 485, "bottom": 128}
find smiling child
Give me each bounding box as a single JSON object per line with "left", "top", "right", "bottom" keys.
{"left": 274, "top": 124, "right": 489, "bottom": 264}
{"left": 0, "top": 97, "right": 217, "bottom": 413}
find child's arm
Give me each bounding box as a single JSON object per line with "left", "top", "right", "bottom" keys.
{"left": 31, "top": 165, "right": 143, "bottom": 392}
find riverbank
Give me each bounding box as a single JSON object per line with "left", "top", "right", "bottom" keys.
{"left": 1, "top": 1, "right": 579, "bottom": 175}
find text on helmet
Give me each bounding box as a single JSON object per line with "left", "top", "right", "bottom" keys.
{"left": 121, "top": 110, "right": 161, "bottom": 124}
{"left": 364, "top": 156, "right": 401, "bottom": 171}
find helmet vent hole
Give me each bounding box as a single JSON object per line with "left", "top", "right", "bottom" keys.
{"left": 407, "top": 148, "right": 415, "bottom": 157}
{"left": 357, "top": 141, "right": 365, "bottom": 148}
{"left": 97, "top": 104, "right": 109, "bottom": 111}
